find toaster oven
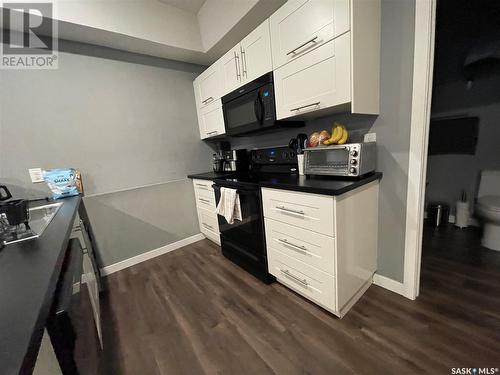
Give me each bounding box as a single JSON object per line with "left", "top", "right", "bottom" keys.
{"left": 304, "top": 143, "right": 376, "bottom": 177}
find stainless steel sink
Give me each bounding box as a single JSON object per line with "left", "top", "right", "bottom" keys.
{"left": 1, "top": 202, "right": 63, "bottom": 245}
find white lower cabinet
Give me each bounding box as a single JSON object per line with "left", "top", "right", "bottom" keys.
{"left": 262, "top": 181, "right": 379, "bottom": 318}
{"left": 192, "top": 179, "right": 220, "bottom": 245}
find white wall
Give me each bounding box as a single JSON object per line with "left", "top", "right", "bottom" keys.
{"left": 197, "top": 0, "right": 258, "bottom": 51}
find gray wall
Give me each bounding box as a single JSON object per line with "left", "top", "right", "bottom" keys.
{"left": 0, "top": 40, "right": 212, "bottom": 267}
{"left": 229, "top": 0, "right": 416, "bottom": 282}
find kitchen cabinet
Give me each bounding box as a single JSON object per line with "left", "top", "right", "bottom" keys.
{"left": 273, "top": 32, "right": 351, "bottom": 120}
{"left": 269, "top": 0, "right": 350, "bottom": 69}
{"left": 220, "top": 20, "right": 272, "bottom": 94}
{"left": 220, "top": 45, "right": 243, "bottom": 94}
{"left": 197, "top": 99, "right": 225, "bottom": 139}
{"left": 273, "top": 0, "right": 380, "bottom": 119}
{"left": 193, "top": 179, "right": 220, "bottom": 245}
{"left": 262, "top": 180, "right": 379, "bottom": 318}
{"left": 239, "top": 20, "right": 273, "bottom": 83}
{"left": 193, "top": 62, "right": 222, "bottom": 108}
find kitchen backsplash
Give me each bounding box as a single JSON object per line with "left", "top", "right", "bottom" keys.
{"left": 221, "top": 112, "right": 377, "bottom": 150}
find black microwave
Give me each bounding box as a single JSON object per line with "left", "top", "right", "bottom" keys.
{"left": 221, "top": 72, "right": 302, "bottom": 136}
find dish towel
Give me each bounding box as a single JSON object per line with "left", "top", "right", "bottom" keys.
{"left": 216, "top": 187, "right": 242, "bottom": 224}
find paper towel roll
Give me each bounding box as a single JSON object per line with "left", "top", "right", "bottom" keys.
{"left": 455, "top": 201, "right": 469, "bottom": 228}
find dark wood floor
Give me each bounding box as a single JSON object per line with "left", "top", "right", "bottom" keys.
{"left": 77, "top": 229, "right": 500, "bottom": 375}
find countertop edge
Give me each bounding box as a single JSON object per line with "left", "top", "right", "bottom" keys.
{"left": 20, "top": 196, "right": 81, "bottom": 375}
{"left": 188, "top": 172, "right": 383, "bottom": 196}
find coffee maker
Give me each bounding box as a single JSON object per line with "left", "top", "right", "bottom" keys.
{"left": 0, "top": 185, "right": 30, "bottom": 248}
{"left": 222, "top": 149, "right": 248, "bottom": 172}
{"left": 213, "top": 151, "right": 225, "bottom": 173}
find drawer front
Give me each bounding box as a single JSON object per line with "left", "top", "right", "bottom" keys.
{"left": 274, "top": 33, "right": 351, "bottom": 120}
{"left": 265, "top": 218, "right": 335, "bottom": 275}
{"left": 268, "top": 247, "right": 336, "bottom": 310}
{"left": 195, "top": 188, "right": 216, "bottom": 211}
{"left": 270, "top": 0, "right": 350, "bottom": 69}
{"left": 193, "top": 179, "right": 214, "bottom": 194}
{"left": 198, "top": 207, "right": 219, "bottom": 234}
{"left": 262, "top": 188, "right": 334, "bottom": 237}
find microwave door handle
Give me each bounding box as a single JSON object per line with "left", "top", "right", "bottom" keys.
{"left": 253, "top": 92, "right": 264, "bottom": 124}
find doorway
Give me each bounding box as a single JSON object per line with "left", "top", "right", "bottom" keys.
{"left": 418, "top": 0, "right": 500, "bottom": 300}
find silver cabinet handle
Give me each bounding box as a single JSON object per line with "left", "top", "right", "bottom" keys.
{"left": 278, "top": 238, "right": 307, "bottom": 252}
{"left": 203, "top": 223, "right": 214, "bottom": 230}
{"left": 240, "top": 46, "right": 247, "bottom": 78}
{"left": 276, "top": 205, "right": 304, "bottom": 216}
{"left": 202, "top": 96, "right": 214, "bottom": 104}
{"left": 206, "top": 131, "right": 218, "bottom": 136}
{"left": 234, "top": 51, "right": 241, "bottom": 81}
{"left": 280, "top": 269, "right": 308, "bottom": 286}
{"left": 199, "top": 198, "right": 210, "bottom": 203}
{"left": 286, "top": 36, "right": 318, "bottom": 56}
{"left": 290, "top": 101, "right": 321, "bottom": 112}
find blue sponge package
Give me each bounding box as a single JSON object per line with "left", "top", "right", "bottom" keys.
{"left": 43, "top": 168, "right": 82, "bottom": 199}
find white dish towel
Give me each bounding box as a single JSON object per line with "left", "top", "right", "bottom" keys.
{"left": 216, "top": 187, "right": 242, "bottom": 224}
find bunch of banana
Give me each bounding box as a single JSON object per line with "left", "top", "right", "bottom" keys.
{"left": 323, "top": 122, "right": 349, "bottom": 145}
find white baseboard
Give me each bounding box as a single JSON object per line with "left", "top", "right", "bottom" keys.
{"left": 373, "top": 273, "right": 406, "bottom": 297}
{"left": 100, "top": 233, "right": 205, "bottom": 276}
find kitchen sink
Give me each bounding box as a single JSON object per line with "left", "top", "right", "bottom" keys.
{"left": 1, "top": 202, "right": 63, "bottom": 245}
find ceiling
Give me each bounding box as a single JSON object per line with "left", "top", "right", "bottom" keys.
{"left": 157, "top": 0, "right": 206, "bottom": 14}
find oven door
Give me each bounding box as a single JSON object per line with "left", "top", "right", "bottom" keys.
{"left": 213, "top": 184, "right": 272, "bottom": 281}
{"left": 305, "top": 147, "right": 350, "bottom": 175}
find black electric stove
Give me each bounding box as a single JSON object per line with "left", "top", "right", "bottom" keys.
{"left": 213, "top": 146, "right": 297, "bottom": 283}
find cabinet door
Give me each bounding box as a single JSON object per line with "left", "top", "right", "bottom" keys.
{"left": 82, "top": 252, "right": 102, "bottom": 347}
{"left": 219, "top": 45, "right": 243, "bottom": 95}
{"left": 195, "top": 63, "right": 221, "bottom": 107}
{"left": 270, "top": 0, "right": 350, "bottom": 69}
{"left": 199, "top": 99, "right": 225, "bottom": 139}
{"left": 240, "top": 20, "right": 272, "bottom": 83}
{"left": 274, "top": 33, "right": 351, "bottom": 120}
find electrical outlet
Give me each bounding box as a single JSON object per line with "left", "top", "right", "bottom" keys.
{"left": 29, "top": 168, "right": 44, "bottom": 183}
{"left": 364, "top": 132, "right": 376, "bottom": 143}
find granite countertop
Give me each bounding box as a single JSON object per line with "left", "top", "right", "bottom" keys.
{"left": 0, "top": 196, "right": 81, "bottom": 375}
{"left": 188, "top": 171, "right": 382, "bottom": 196}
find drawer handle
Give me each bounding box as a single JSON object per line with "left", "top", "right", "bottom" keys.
{"left": 278, "top": 238, "right": 307, "bottom": 252}
{"left": 199, "top": 198, "right": 211, "bottom": 203}
{"left": 203, "top": 223, "right": 214, "bottom": 230}
{"left": 287, "top": 36, "right": 318, "bottom": 56}
{"left": 202, "top": 96, "right": 214, "bottom": 104}
{"left": 280, "top": 269, "right": 308, "bottom": 287}
{"left": 207, "top": 131, "right": 218, "bottom": 136}
{"left": 290, "top": 101, "right": 321, "bottom": 112}
{"left": 276, "top": 205, "right": 304, "bottom": 216}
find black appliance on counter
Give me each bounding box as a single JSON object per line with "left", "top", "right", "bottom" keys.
{"left": 222, "top": 72, "right": 303, "bottom": 136}
{"left": 213, "top": 146, "right": 298, "bottom": 283}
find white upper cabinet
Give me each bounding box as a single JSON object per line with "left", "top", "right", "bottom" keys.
{"left": 197, "top": 99, "right": 225, "bottom": 139}
{"left": 274, "top": 32, "right": 351, "bottom": 120}
{"left": 194, "top": 62, "right": 222, "bottom": 108}
{"left": 239, "top": 20, "right": 273, "bottom": 83}
{"left": 219, "top": 20, "right": 272, "bottom": 95}
{"left": 220, "top": 45, "right": 243, "bottom": 95}
{"left": 270, "top": 0, "right": 350, "bottom": 69}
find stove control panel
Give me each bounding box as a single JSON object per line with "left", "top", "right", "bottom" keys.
{"left": 251, "top": 146, "right": 298, "bottom": 165}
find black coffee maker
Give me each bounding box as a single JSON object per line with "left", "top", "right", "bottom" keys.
{"left": 0, "top": 185, "right": 29, "bottom": 227}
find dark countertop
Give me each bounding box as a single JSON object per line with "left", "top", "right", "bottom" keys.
{"left": 188, "top": 171, "right": 382, "bottom": 196}
{"left": 187, "top": 171, "right": 233, "bottom": 181}
{"left": 0, "top": 196, "right": 81, "bottom": 375}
